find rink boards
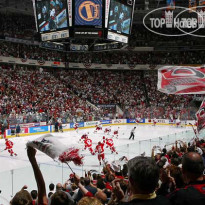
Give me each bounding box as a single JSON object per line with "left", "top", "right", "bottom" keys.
{"left": 4, "top": 118, "right": 196, "bottom": 138}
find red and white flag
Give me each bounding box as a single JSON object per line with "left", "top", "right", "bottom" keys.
{"left": 27, "top": 134, "right": 84, "bottom": 166}
{"left": 158, "top": 66, "right": 205, "bottom": 94}
{"left": 196, "top": 99, "right": 205, "bottom": 133}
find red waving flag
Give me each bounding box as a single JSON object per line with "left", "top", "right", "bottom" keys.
{"left": 196, "top": 99, "right": 205, "bottom": 133}
{"left": 158, "top": 66, "right": 205, "bottom": 94}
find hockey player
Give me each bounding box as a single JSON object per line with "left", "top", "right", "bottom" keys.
{"left": 74, "top": 122, "right": 79, "bottom": 132}
{"left": 79, "top": 133, "right": 88, "bottom": 143}
{"left": 4, "top": 139, "right": 17, "bottom": 156}
{"left": 95, "top": 142, "right": 105, "bottom": 165}
{"left": 176, "top": 118, "right": 181, "bottom": 128}
{"left": 104, "top": 126, "right": 111, "bottom": 135}
{"left": 104, "top": 137, "right": 118, "bottom": 154}
{"left": 170, "top": 115, "right": 174, "bottom": 127}
{"left": 94, "top": 122, "right": 103, "bottom": 133}
{"left": 84, "top": 137, "right": 94, "bottom": 155}
{"left": 153, "top": 118, "right": 157, "bottom": 126}
{"left": 135, "top": 117, "right": 141, "bottom": 125}
{"left": 112, "top": 127, "right": 119, "bottom": 139}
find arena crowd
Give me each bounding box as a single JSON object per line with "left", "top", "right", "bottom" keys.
{"left": 0, "top": 64, "right": 198, "bottom": 130}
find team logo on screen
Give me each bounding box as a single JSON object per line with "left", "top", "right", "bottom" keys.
{"left": 79, "top": 1, "right": 100, "bottom": 21}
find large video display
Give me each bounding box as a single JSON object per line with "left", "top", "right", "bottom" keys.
{"left": 75, "top": 0, "right": 103, "bottom": 27}
{"left": 36, "top": 0, "right": 68, "bottom": 33}
{"left": 108, "top": 0, "right": 132, "bottom": 35}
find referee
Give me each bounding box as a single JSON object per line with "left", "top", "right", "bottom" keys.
{"left": 129, "top": 127, "right": 136, "bottom": 140}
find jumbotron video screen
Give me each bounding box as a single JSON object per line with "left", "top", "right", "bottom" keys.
{"left": 36, "top": 0, "right": 68, "bottom": 33}
{"left": 108, "top": 0, "right": 132, "bottom": 35}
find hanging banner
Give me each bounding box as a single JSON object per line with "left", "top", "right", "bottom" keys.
{"left": 196, "top": 99, "right": 205, "bottom": 133}
{"left": 158, "top": 66, "right": 205, "bottom": 94}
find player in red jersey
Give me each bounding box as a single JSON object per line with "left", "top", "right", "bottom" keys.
{"left": 84, "top": 137, "right": 94, "bottom": 155}
{"left": 104, "top": 137, "right": 118, "bottom": 154}
{"left": 95, "top": 142, "right": 105, "bottom": 165}
{"left": 94, "top": 122, "right": 102, "bottom": 133}
{"left": 4, "top": 139, "right": 17, "bottom": 156}
{"left": 79, "top": 133, "right": 88, "bottom": 143}
{"left": 104, "top": 126, "right": 111, "bottom": 135}
{"left": 112, "top": 127, "right": 119, "bottom": 139}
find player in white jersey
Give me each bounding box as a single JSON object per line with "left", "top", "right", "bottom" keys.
{"left": 74, "top": 122, "right": 79, "bottom": 133}
{"left": 135, "top": 117, "right": 141, "bottom": 125}
{"left": 94, "top": 122, "right": 102, "bottom": 133}
{"left": 153, "top": 118, "right": 157, "bottom": 126}
{"left": 176, "top": 118, "right": 181, "bottom": 128}
{"left": 104, "top": 126, "right": 111, "bottom": 135}
{"left": 112, "top": 127, "right": 120, "bottom": 139}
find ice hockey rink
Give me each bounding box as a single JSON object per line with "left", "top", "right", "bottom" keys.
{"left": 0, "top": 124, "right": 197, "bottom": 202}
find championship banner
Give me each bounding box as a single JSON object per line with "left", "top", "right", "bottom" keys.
{"left": 196, "top": 99, "right": 205, "bottom": 133}
{"left": 167, "top": 0, "right": 175, "bottom": 10}
{"left": 158, "top": 66, "right": 205, "bottom": 94}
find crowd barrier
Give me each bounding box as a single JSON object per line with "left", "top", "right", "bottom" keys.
{"left": 4, "top": 118, "right": 196, "bottom": 138}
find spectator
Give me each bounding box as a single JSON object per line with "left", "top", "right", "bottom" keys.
{"left": 48, "top": 183, "right": 55, "bottom": 198}
{"left": 54, "top": 183, "right": 74, "bottom": 204}
{"left": 109, "top": 156, "right": 171, "bottom": 204}
{"left": 168, "top": 152, "right": 205, "bottom": 205}
{"left": 75, "top": 177, "right": 98, "bottom": 202}
{"left": 30, "top": 190, "right": 38, "bottom": 205}
{"left": 78, "top": 196, "right": 103, "bottom": 205}
{"left": 56, "top": 183, "right": 63, "bottom": 191}
{"left": 50, "top": 191, "right": 73, "bottom": 205}
{"left": 10, "top": 186, "right": 32, "bottom": 205}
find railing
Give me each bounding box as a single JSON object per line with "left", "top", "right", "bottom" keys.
{"left": 0, "top": 128, "right": 203, "bottom": 202}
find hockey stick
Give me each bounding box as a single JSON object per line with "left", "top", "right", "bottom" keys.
{"left": 189, "top": 123, "right": 198, "bottom": 139}
{"left": 0, "top": 149, "right": 6, "bottom": 153}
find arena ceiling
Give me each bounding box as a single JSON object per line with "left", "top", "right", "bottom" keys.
{"left": 0, "top": 0, "right": 33, "bottom": 14}
{"left": 0, "top": 0, "right": 192, "bottom": 18}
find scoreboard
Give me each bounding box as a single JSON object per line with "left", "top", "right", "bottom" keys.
{"left": 32, "top": 0, "right": 135, "bottom": 43}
